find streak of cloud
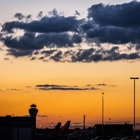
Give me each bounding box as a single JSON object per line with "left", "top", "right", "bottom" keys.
{"left": 96, "top": 83, "right": 107, "bottom": 86}
{"left": 4, "top": 58, "right": 10, "bottom": 61}
{"left": 6, "top": 88, "right": 21, "bottom": 91}
{"left": 36, "top": 84, "right": 98, "bottom": 91}
{"left": 37, "top": 114, "right": 48, "bottom": 118}
{"left": 95, "top": 83, "right": 117, "bottom": 87}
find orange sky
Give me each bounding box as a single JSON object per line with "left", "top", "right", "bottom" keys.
{"left": 0, "top": 0, "right": 140, "bottom": 129}
{"left": 0, "top": 58, "right": 140, "bottom": 128}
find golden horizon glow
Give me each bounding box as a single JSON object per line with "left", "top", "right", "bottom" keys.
{"left": 0, "top": 58, "right": 140, "bottom": 128}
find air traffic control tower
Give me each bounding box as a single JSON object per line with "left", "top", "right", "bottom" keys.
{"left": 29, "top": 104, "right": 38, "bottom": 128}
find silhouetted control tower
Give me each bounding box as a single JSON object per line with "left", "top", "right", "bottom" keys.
{"left": 29, "top": 104, "right": 38, "bottom": 117}
{"left": 29, "top": 104, "right": 38, "bottom": 128}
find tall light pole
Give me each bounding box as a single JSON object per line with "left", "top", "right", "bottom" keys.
{"left": 102, "top": 92, "right": 104, "bottom": 136}
{"left": 130, "top": 77, "right": 139, "bottom": 136}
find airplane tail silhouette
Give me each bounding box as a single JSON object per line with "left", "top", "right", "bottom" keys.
{"left": 46, "top": 121, "right": 70, "bottom": 140}
{"left": 47, "top": 122, "right": 61, "bottom": 139}
{"left": 60, "top": 121, "right": 71, "bottom": 136}
{"left": 50, "top": 122, "right": 61, "bottom": 137}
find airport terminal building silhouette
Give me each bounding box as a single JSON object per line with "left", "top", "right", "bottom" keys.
{"left": 0, "top": 104, "right": 38, "bottom": 140}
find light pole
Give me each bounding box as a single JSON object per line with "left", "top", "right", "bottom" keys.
{"left": 102, "top": 92, "right": 104, "bottom": 136}
{"left": 130, "top": 77, "right": 139, "bottom": 136}
{"left": 109, "top": 118, "right": 111, "bottom": 124}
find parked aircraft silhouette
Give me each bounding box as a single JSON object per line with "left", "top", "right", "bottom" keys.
{"left": 35, "top": 121, "right": 71, "bottom": 140}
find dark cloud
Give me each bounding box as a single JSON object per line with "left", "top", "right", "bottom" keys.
{"left": 50, "top": 51, "right": 63, "bottom": 62}
{"left": 7, "top": 49, "right": 33, "bottom": 57}
{"left": 4, "top": 58, "right": 10, "bottom": 61}
{"left": 75, "top": 10, "right": 80, "bottom": 16}
{"left": 25, "top": 15, "right": 32, "bottom": 22}
{"left": 1, "top": 31, "right": 83, "bottom": 58}
{"left": 37, "top": 11, "right": 43, "bottom": 19}
{"left": 135, "top": 44, "right": 140, "bottom": 50}
{"left": 85, "top": 26, "right": 140, "bottom": 44}
{"left": 36, "top": 48, "right": 140, "bottom": 62}
{"left": 70, "top": 47, "right": 140, "bottom": 62}
{"left": 80, "top": 20, "right": 96, "bottom": 31}
{"left": 1, "top": 32, "right": 82, "bottom": 52}
{"left": 36, "top": 84, "right": 97, "bottom": 90}
{"left": 96, "top": 83, "right": 107, "bottom": 86}
{"left": 88, "top": 1, "right": 140, "bottom": 27}
{"left": 39, "top": 56, "right": 45, "bottom": 60}
{"left": 14, "top": 13, "right": 25, "bottom": 20}
{"left": 48, "top": 9, "right": 59, "bottom": 17}
{"left": 71, "top": 48, "right": 95, "bottom": 62}
{"left": 30, "top": 57, "right": 36, "bottom": 61}
{"left": 2, "top": 15, "right": 80, "bottom": 33}
{"left": 85, "top": 1, "right": 140, "bottom": 45}
{"left": 1, "top": 1, "right": 140, "bottom": 62}
{"left": 2, "top": 32, "right": 43, "bottom": 50}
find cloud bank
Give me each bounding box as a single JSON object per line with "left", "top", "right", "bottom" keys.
{"left": 1, "top": 1, "right": 140, "bottom": 62}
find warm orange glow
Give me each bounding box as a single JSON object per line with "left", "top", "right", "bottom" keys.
{"left": 0, "top": 59, "right": 140, "bottom": 128}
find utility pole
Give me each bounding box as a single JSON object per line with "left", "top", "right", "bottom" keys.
{"left": 83, "top": 115, "right": 86, "bottom": 140}
{"left": 102, "top": 92, "right": 104, "bottom": 136}
{"left": 130, "top": 77, "right": 139, "bottom": 136}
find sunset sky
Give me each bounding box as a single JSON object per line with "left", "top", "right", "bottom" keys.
{"left": 0, "top": 0, "right": 140, "bottom": 129}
